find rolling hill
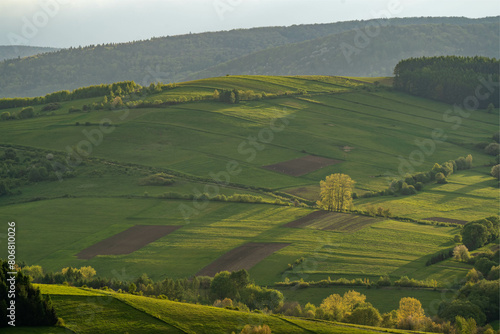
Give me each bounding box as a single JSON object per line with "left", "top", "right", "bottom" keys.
{"left": 0, "top": 284, "right": 424, "bottom": 334}
{"left": 188, "top": 22, "right": 500, "bottom": 79}
{"left": 0, "top": 74, "right": 498, "bottom": 332}
{"left": 0, "top": 16, "right": 498, "bottom": 98}
{"left": 0, "top": 45, "right": 59, "bottom": 62}
{"left": 0, "top": 75, "right": 496, "bottom": 285}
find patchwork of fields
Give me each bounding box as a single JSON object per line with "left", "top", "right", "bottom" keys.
{"left": 0, "top": 75, "right": 497, "bottom": 332}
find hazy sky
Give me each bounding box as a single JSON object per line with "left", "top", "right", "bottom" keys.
{"left": 1, "top": 0, "right": 499, "bottom": 48}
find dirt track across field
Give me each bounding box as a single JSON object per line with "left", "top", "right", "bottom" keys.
{"left": 262, "top": 155, "right": 342, "bottom": 176}
{"left": 423, "top": 217, "right": 468, "bottom": 225}
{"left": 284, "top": 211, "right": 378, "bottom": 232}
{"left": 77, "top": 225, "right": 182, "bottom": 259}
{"left": 196, "top": 242, "right": 290, "bottom": 277}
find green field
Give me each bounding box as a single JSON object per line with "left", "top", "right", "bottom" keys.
{"left": 0, "top": 75, "right": 498, "bottom": 332}
{"left": 3, "top": 196, "right": 470, "bottom": 286}
{"left": 355, "top": 167, "right": 499, "bottom": 221}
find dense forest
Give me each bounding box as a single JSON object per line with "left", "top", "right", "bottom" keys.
{"left": 0, "top": 17, "right": 498, "bottom": 98}
{"left": 190, "top": 22, "right": 499, "bottom": 81}
{"left": 393, "top": 56, "right": 500, "bottom": 108}
{"left": 0, "top": 45, "right": 59, "bottom": 62}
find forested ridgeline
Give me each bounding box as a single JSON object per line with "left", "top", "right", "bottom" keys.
{"left": 0, "top": 45, "right": 59, "bottom": 62}
{"left": 0, "top": 17, "right": 498, "bottom": 98}
{"left": 393, "top": 56, "right": 500, "bottom": 108}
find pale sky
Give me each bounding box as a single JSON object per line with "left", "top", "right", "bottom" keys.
{"left": 1, "top": 0, "right": 499, "bottom": 48}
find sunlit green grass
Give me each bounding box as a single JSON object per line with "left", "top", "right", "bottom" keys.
{"left": 355, "top": 168, "right": 499, "bottom": 221}
{"left": 26, "top": 284, "right": 413, "bottom": 334}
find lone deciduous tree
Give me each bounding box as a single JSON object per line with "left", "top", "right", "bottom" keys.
{"left": 317, "top": 173, "right": 355, "bottom": 212}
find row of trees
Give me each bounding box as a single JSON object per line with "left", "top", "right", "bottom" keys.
{"left": 387, "top": 155, "right": 473, "bottom": 196}
{"left": 394, "top": 56, "right": 499, "bottom": 108}
{"left": 0, "top": 81, "right": 139, "bottom": 110}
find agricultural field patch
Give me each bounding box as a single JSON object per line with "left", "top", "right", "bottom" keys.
{"left": 77, "top": 225, "right": 182, "bottom": 259}
{"left": 284, "top": 211, "right": 378, "bottom": 232}
{"left": 262, "top": 155, "right": 342, "bottom": 176}
{"left": 196, "top": 242, "right": 290, "bottom": 276}
{"left": 283, "top": 185, "right": 320, "bottom": 201}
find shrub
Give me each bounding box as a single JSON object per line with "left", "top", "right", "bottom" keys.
{"left": 138, "top": 173, "right": 174, "bottom": 186}
{"left": 435, "top": 172, "right": 447, "bottom": 184}
{"left": 493, "top": 131, "right": 500, "bottom": 143}
{"left": 240, "top": 325, "right": 271, "bottom": 334}
{"left": 485, "top": 143, "right": 500, "bottom": 156}
{"left": 491, "top": 164, "right": 500, "bottom": 179}
{"left": 42, "top": 103, "right": 61, "bottom": 111}
{"left": 400, "top": 183, "right": 417, "bottom": 195}
{"left": 376, "top": 275, "right": 391, "bottom": 286}
{"left": 1, "top": 111, "right": 10, "bottom": 120}
{"left": 414, "top": 182, "right": 424, "bottom": 191}
{"left": 19, "top": 107, "right": 35, "bottom": 119}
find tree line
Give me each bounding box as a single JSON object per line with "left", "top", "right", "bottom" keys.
{"left": 0, "top": 260, "right": 58, "bottom": 327}
{"left": 0, "top": 81, "right": 139, "bottom": 110}
{"left": 393, "top": 56, "right": 499, "bottom": 108}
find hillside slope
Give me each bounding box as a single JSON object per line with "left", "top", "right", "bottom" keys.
{"left": 0, "top": 16, "right": 497, "bottom": 98}
{"left": 5, "top": 284, "right": 420, "bottom": 334}
{"left": 0, "top": 76, "right": 496, "bottom": 286}
{"left": 0, "top": 45, "right": 59, "bottom": 62}
{"left": 189, "top": 23, "right": 500, "bottom": 79}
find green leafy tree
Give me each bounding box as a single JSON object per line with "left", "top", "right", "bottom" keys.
{"left": 345, "top": 304, "right": 382, "bottom": 326}
{"left": 210, "top": 271, "right": 235, "bottom": 300}
{"left": 453, "top": 245, "right": 471, "bottom": 262}
{"left": 317, "top": 173, "right": 355, "bottom": 211}
{"left": 461, "top": 223, "right": 488, "bottom": 250}
{"left": 474, "top": 257, "right": 496, "bottom": 277}
{"left": 465, "top": 268, "right": 483, "bottom": 283}
{"left": 485, "top": 143, "right": 500, "bottom": 156}
{"left": 455, "top": 316, "right": 477, "bottom": 334}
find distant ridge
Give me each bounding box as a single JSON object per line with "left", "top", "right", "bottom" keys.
{"left": 0, "top": 45, "right": 59, "bottom": 62}
{"left": 0, "top": 16, "right": 498, "bottom": 98}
